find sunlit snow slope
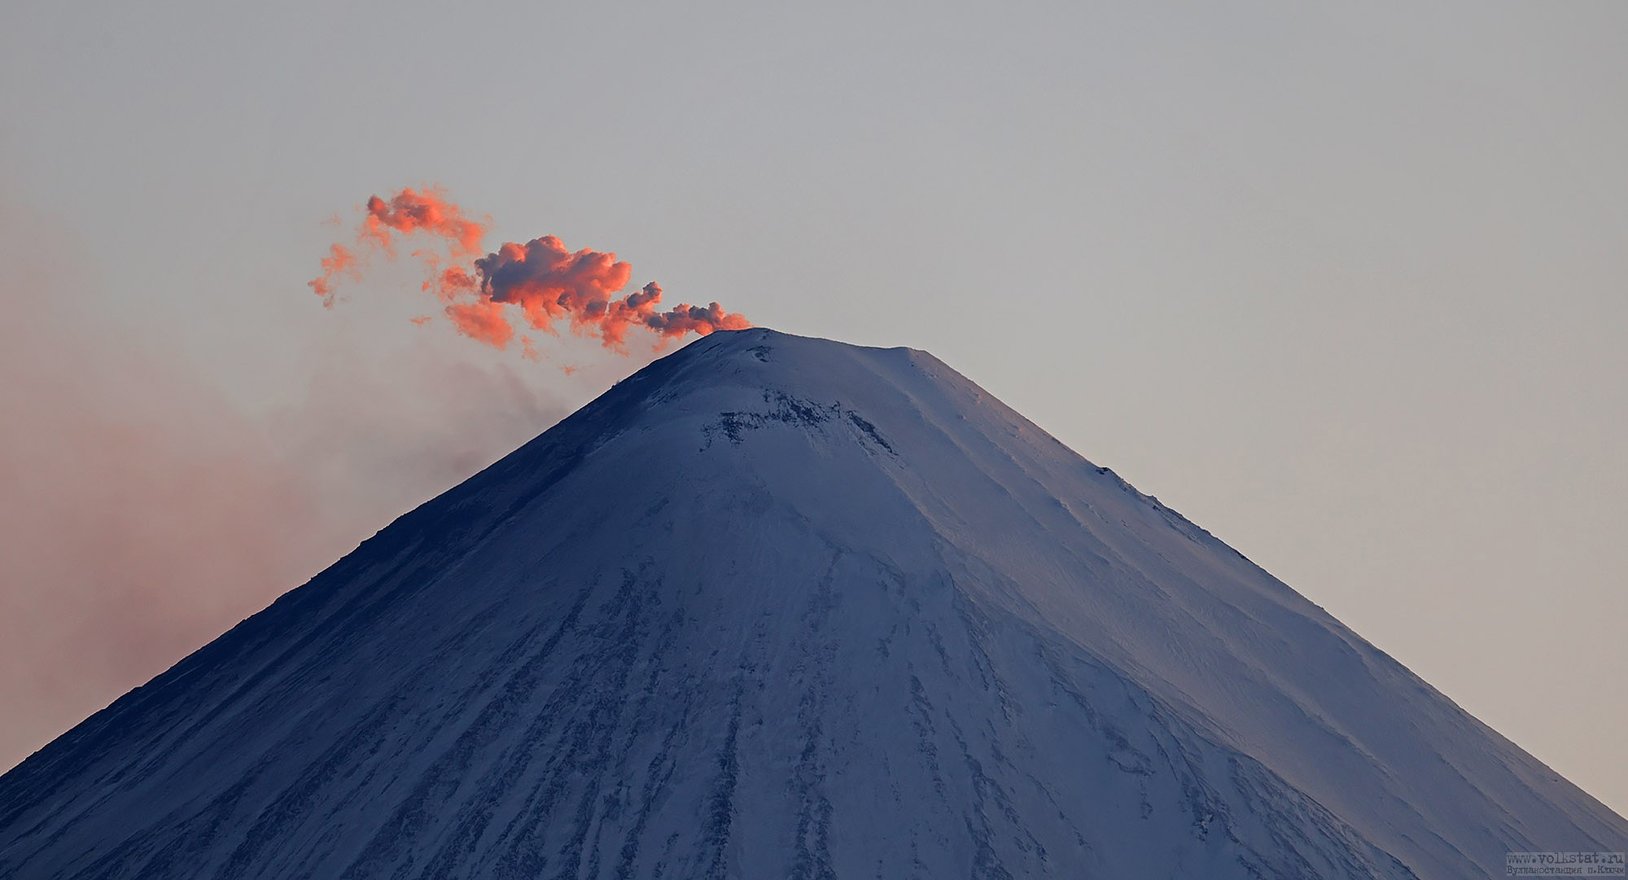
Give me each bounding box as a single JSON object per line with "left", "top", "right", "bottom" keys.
{"left": 1, "top": 329, "right": 1622, "bottom": 879}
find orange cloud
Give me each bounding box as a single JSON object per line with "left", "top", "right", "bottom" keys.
{"left": 308, "top": 243, "right": 357, "bottom": 306}
{"left": 363, "top": 187, "right": 486, "bottom": 257}
{"left": 445, "top": 299, "right": 514, "bottom": 349}
{"left": 311, "top": 186, "right": 749, "bottom": 356}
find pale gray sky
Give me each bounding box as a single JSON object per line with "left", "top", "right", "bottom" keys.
{"left": 2, "top": 1, "right": 1625, "bottom": 812}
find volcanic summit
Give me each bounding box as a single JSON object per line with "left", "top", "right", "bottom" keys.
{"left": 1, "top": 329, "right": 1621, "bottom": 879}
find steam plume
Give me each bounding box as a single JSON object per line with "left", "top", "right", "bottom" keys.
{"left": 363, "top": 188, "right": 486, "bottom": 257}
{"left": 311, "top": 187, "right": 749, "bottom": 351}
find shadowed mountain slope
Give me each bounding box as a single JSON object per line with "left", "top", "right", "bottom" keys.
{"left": 2, "top": 328, "right": 1622, "bottom": 879}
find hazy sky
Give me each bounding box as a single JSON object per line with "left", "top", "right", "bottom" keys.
{"left": 2, "top": 2, "right": 1624, "bottom": 813}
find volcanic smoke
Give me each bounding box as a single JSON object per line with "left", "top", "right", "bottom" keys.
{"left": 310, "top": 187, "right": 749, "bottom": 352}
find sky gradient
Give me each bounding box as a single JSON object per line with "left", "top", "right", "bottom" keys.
{"left": 2, "top": 2, "right": 1625, "bottom": 812}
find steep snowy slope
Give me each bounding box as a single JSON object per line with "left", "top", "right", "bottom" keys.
{"left": 1, "top": 329, "right": 1621, "bottom": 879}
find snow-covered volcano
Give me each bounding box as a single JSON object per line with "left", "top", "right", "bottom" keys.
{"left": 1, "top": 329, "right": 1621, "bottom": 879}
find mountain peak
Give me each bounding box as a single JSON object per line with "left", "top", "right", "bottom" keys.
{"left": 2, "top": 330, "right": 1621, "bottom": 879}
{"left": 614, "top": 326, "right": 939, "bottom": 412}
